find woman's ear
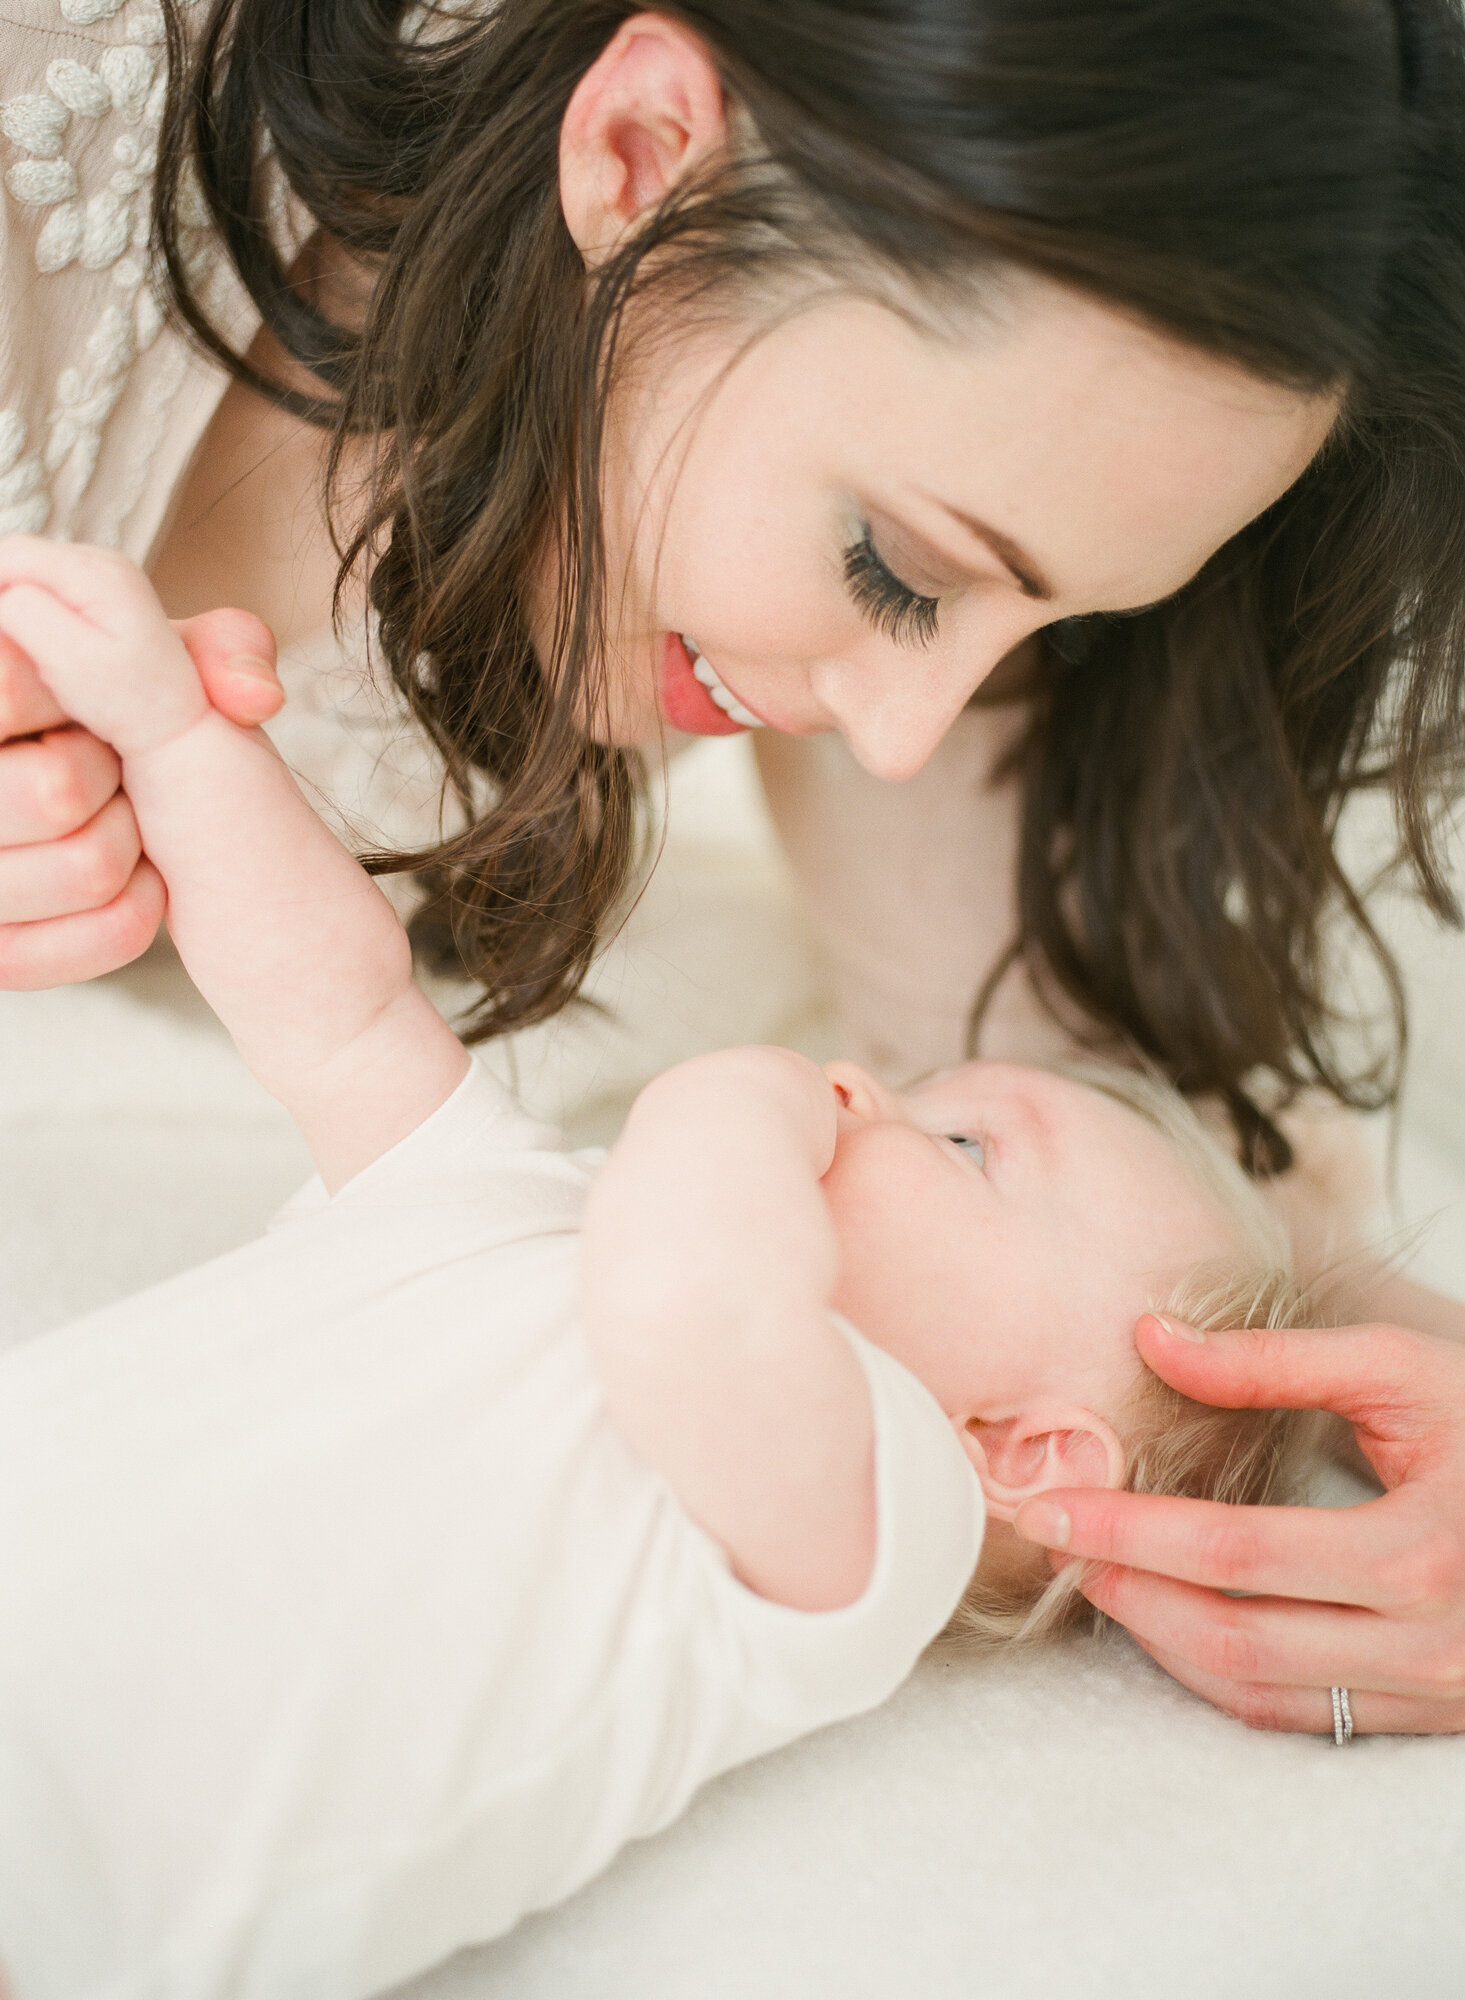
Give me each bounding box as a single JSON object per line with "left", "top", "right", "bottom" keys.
{"left": 559, "top": 14, "right": 727, "bottom": 265}
{"left": 955, "top": 1408, "right": 1126, "bottom": 1521}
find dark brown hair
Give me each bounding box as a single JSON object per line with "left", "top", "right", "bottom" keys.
{"left": 154, "top": 0, "right": 1465, "bottom": 1155}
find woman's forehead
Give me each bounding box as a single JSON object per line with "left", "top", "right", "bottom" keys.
{"left": 712, "top": 278, "right": 1337, "bottom": 612}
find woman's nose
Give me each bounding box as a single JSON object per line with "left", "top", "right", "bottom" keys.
{"left": 834, "top": 705, "right": 966, "bottom": 782}
{"left": 811, "top": 642, "right": 1014, "bottom": 782}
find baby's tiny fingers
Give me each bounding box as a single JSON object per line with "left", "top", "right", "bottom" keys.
{"left": 0, "top": 632, "right": 67, "bottom": 739}
{"left": 0, "top": 581, "right": 101, "bottom": 682}
{"left": 0, "top": 581, "right": 205, "bottom": 758}
{"left": 0, "top": 535, "right": 153, "bottom": 628}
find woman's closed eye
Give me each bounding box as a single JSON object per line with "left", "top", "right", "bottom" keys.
{"left": 843, "top": 526, "right": 941, "bottom": 648}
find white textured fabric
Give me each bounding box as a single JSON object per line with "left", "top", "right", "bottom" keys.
{"left": 0, "top": 1051, "right": 985, "bottom": 2000}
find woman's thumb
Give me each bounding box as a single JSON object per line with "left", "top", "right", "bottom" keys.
{"left": 172, "top": 607, "right": 283, "bottom": 724}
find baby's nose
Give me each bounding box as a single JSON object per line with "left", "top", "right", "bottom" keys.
{"left": 824, "top": 1061, "right": 907, "bottom": 1125}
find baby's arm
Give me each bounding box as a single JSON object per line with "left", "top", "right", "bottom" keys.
{"left": 0, "top": 538, "right": 467, "bottom": 1189}
{"left": 581, "top": 1047, "right": 876, "bottom": 1611}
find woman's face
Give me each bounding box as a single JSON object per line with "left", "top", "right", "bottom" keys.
{"left": 565, "top": 270, "right": 1339, "bottom": 781}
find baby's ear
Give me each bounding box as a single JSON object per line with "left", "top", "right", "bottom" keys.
{"left": 955, "top": 1407, "right": 1125, "bottom": 1521}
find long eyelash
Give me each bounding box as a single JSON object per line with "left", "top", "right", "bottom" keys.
{"left": 842, "top": 529, "right": 941, "bottom": 648}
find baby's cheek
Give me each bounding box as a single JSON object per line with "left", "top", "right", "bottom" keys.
{"left": 824, "top": 1142, "right": 940, "bottom": 1337}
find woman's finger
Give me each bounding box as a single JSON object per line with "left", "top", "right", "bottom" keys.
{"left": 1013, "top": 1481, "right": 1431, "bottom": 1608}
{"left": 0, "top": 858, "right": 164, "bottom": 988}
{"left": 0, "top": 631, "right": 66, "bottom": 739}
{"left": 173, "top": 608, "right": 283, "bottom": 727}
{"left": 1135, "top": 1640, "right": 1465, "bottom": 1737}
{"left": 0, "top": 728, "right": 123, "bottom": 849}
{"left": 0, "top": 792, "right": 142, "bottom": 924}
{"left": 1076, "top": 1560, "right": 1461, "bottom": 1699}
{"left": 1133, "top": 1313, "right": 1465, "bottom": 1446}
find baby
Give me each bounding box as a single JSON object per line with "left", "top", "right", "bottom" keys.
{"left": 0, "top": 541, "right": 1312, "bottom": 2000}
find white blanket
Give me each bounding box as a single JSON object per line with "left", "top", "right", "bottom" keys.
{"left": 3, "top": 738, "right": 1463, "bottom": 2000}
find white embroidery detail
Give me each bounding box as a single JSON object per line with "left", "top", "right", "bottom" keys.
{"left": 99, "top": 45, "right": 155, "bottom": 123}
{"left": 0, "top": 411, "right": 51, "bottom": 538}
{"left": 60, "top": 0, "right": 129, "bottom": 26}
{"left": 1, "top": 93, "right": 70, "bottom": 158}
{"left": 1, "top": 0, "right": 219, "bottom": 547}
{"left": 5, "top": 156, "right": 79, "bottom": 204}
{"left": 34, "top": 202, "right": 82, "bottom": 273}
{"left": 46, "top": 59, "right": 113, "bottom": 120}
{"left": 126, "top": 4, "right": 166, "bottom": 47}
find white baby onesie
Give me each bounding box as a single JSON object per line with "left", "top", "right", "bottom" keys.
{"left": 0, "top": 1060, "right": 985, "bottom": 2000}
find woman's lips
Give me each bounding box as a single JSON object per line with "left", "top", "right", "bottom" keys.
{"left": 658, "top": 632, "right": 765, "bottom": 736}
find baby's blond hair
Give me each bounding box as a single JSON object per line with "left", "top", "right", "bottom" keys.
{"left": 942, "top": 1062, "right": 1326, "bottom": 1651}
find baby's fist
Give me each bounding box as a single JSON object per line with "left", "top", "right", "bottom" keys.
{"left": 0, "top": 537, "right": 209, "bottom": 760}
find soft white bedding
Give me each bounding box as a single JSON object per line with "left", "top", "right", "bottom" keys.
{"left": 2, "top": 737, "right": 1463, "bottom": 2000}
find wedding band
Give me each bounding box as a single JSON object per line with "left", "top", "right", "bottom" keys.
{"left": 1330, "top": 1685, "right": 1354, "bottom": 1745}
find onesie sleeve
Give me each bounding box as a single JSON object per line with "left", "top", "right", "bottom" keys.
{"left": 272, "top": 1054, "right": 569, "bottom": 1223}
{"left": 690, "top": 1318, "right": 987, "bottom": 1741}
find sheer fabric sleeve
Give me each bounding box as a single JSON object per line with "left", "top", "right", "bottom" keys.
{"left": 0, "top": 0, "right": 257, "bottom": 563}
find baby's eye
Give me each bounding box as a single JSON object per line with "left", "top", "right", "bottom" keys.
{"left": 944, "top": 1134, "right": 986, "bottom": 1167}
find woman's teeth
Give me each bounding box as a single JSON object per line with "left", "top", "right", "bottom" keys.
{"left": 682, "top": 637, "right": 764, "bottom": 729}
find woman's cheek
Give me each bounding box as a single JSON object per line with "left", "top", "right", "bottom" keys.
{"left": 664, "top": 489, "right": 846, "bottom": 662}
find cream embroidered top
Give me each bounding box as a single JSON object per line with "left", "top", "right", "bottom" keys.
{"left": 0, "top": 0, "right": 255, "bottom": 558}
{"left": 0, "top": 0, "right": 451, "bottom": 855}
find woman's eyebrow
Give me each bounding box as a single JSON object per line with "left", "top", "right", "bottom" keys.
{"left": 928, "top": 500, "right": 1057, "bottom": 603}
{"left": 928, "top": 500, "right": 1194, "bottom": 617}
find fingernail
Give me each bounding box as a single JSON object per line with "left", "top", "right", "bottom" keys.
{"left": 1150, "top": 1314, "right": 1206, "bottom": 1344}
{"left": 227, "top": 654, "right": 278, "bottom": 682}
{"left": 1014, "top": 1501, "right": 1070, "bottom": 1550}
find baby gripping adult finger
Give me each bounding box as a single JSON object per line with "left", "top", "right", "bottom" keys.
{"left": 0, "top": 567, "right": 208, "bottom": 761}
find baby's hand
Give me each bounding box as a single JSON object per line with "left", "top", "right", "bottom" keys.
{"left": 0, "top": 538, "right": 210, "bottom": 764}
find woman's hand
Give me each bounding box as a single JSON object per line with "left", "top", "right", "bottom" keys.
{"left": 0, "top": 605, "right": 283, "bottom": 987}
{"left": 1014, "top": 1313, "right": 1465, "bottom": 1735}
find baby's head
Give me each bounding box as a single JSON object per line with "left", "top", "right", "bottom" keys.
{"left": 819, "top": 1056, "right": 1320, "bottom": 1647}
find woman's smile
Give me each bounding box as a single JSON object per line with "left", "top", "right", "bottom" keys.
{"left": 658, "top": 632, "right": 768, "bottom": 735}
